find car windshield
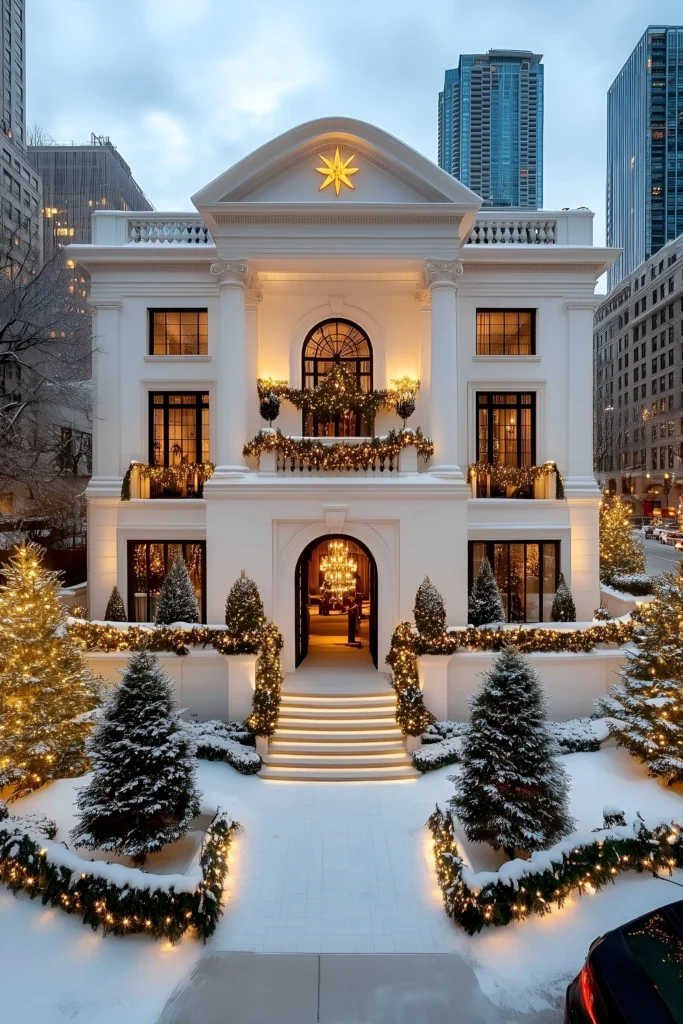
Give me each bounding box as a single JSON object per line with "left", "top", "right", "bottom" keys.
{"left": 625, "top": 912, "right": 683, "bottom": 1022}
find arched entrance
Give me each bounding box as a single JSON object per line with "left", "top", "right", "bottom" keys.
{"left": 295, "top": 534, "right": 378, "bottom": 668}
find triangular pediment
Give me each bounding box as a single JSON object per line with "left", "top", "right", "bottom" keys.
{"left": 192, "top": 117, "right": 481, "bottom": 210}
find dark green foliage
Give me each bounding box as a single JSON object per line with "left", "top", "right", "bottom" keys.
{"left": 259, "top": 392, "right": 281, "bottom": 424}
{"left": 104, "top": 586, "right": 127, "bottom": 622}
{"left": 608, "top": 573, "right": 654, "bottom": 596}
{"left": 246, "top": 622, "right": 283, "bottom": 736}
{"left": 450, "top": 646, "right": 574, "bottom": 854}
{"left": 225, "top": 571, "right": 265, "bottom": 638}
{"left": 468, "top": 558, "right": 505, "bottom": 626}
{"left": 414, "top": 577, "right": 446, "bottom": 638}
{"left": 385, "top": 621, "right": 435, "bottom": 735}
{"left": 0, "top": 811, "right": 237, "bottom": 942}
{"left": 154, "top": 556, "right": 200, "bottom": 625}
{"left": 550, "top": 572, "right": 576, "bottom": 622}
{"left": 428, "top": 807, "right": 683, "bottom": 935}
{"left": 71, "top": 649, "right": 200, "bottom": 863}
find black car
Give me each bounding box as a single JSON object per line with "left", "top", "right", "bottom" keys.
{"left": 566, "top": 899, "right": 683, "bottom": 1022}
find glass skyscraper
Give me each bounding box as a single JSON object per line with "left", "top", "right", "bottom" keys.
{"left": 438, "top": 50, "right": 544, "bottom": 209}
{"left": 607, "top": 26, "right": 683, "bottom": 291}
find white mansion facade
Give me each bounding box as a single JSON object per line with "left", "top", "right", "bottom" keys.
{"left": 73, "top": 118, "right": 617, "bottom": 674}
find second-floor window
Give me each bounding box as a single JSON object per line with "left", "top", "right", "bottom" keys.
{"left": 302, "top": 318, "right": 373, "bottom": 436}
{"left": 150, "top": 392, "right": 209, "bottom": 467}
{"left": 476, "top": 309, "right": 535, "bottom": 355}
{"left": 477, "top": 392, "right": 535, "bottom": 467}
{"left": 149, "top": 309, "right": 208, "bottom": 355}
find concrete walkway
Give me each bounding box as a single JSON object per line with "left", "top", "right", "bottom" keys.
{"left": 158, "top": 952, "right": 562, "bottom": 1024}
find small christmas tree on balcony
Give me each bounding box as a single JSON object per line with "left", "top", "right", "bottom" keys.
{"left": 550, "top": 572, "right": 576, "bottom": 622}
{"left": 599, "top": 494, "right": 645, "bottom": 583}
{"left": 225, "top": 570, "right": 265, "bottom": 639}
{"left": 104, "top": 585, "right": 127, "bottom": 622}
{"left": 0, "top": 543, "right": 98, "bottom": 798}
{"left": 71, "top": 648, "right": 200, "bottom": 865}
{"left": 468, "top": 557, "right": 505, "bottom": 626}
{"left": 154, "top": 555, "right": 200, "bottom": 625}
{"left": 414, "top": 577, "right": 446, "bottom": 639}
{"left": 598, "top": 564, "right": 683, "bottom": 784}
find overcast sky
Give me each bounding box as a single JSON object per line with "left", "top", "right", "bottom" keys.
{"left": 26, "top": 0, "right": 682, "bottom": 252}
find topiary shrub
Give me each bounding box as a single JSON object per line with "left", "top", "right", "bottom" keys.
{"left": 414, "top": 577, "right": 446, "bottom": 638}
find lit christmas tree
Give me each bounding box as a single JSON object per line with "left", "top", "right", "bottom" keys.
{"left": 104, "top": 585, "right": 127, "bottom": 622}
{"left": 0, "top": 543, "right": 98, "bottom": 798}
{"left": 599, "top": 494, "right": 645, "bottom": 583}
{"left": 468, "top": 557, "right": 505, "bottom": 626}
{"left": 414, "top": 577, "right": 446, "bottom": 638}
{"left": 225, "top": 571, "right": 264, "bottom": 638}
{"left": 154, "top": 555, "right": 200, "bottom": 625}
{"left": 71, "top": 649, "right": 200, "bottom": 865}
{"left": 451, "top": 646, "right": 574, "bottom": 857}
{"left": 550, "top": 572, "right": 576, "bottom": 622}
{"left": 598, "top": 564, "right": 683, "bottom": 784}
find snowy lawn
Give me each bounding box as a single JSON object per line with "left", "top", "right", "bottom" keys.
{"left": 2, "top": 745, "right": 683, "bottom": 1021}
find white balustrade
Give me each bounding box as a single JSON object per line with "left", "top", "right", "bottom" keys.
{"left": 128, "top": 218, "right": 212, "bottom": 244}
{"left": 467, "top": 218, "right": 557, "bottom": 245}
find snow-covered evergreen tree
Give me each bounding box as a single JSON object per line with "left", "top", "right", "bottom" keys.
{"left": 550, "top": 572, "right": 576, "bottom": 622}
{"left": 597, "top": 564, "right": 683, "bottom": 784}
{"left": 71, "top": 649, "right": 200, "bottom": 865}
{"left": 0, "top": 542, "right": 98, "bottom": 798}
{"left": 414, "top": 577, "right": 446, "bottom": 639}
{"left": 104, "top": 585, "right": 127, "bottom": 622}
{"left": 468, "top": 557, "right": 505, "bottom": 626}
{"left": 450, "top": 646, "right": 575, "bottom": 857}
{"left": 599, "top": 494, "right": 645, "bottom": 583}
{"left": 225, "top": 570, "right": 264, "bottom": 636}
{"left": 154, "top": 555, "right": 199, "bottom": 625}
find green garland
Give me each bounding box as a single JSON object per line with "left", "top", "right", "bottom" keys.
{"left": 385, "top": 622, "right": 436, "bottom": 735}
{"left": 243, "top": 427, "right": 434, "bottom": 471}
{"left": 0, "top": 811, "right": 238, "bottom": 942}
{"left": 120, "top": 462, "right": 215, "bottom": 501}
{"left": 428, "top": 806, "right": 683, "bottom": 935}
{"left": 467, "top": 461, "right": 564, "bottom": 499}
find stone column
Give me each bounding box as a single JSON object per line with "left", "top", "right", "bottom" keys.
{"left": 245, "top": 276, "right": 263, "bottom": 440}
{"left": 89, "top": 301, "right": 121, "bottom": 480}
{"left": 423, "top": 259, "right": 463, "bottom": 477}
{"left": 210, "top": 260, "right": 251, "bottom": 474}
{"left": 564, "top": 299, "right": 602, "bottom": 619}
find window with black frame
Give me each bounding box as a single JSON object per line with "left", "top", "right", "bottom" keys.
{"left": 469, "top": 541, "right": 559, "bottom": 623}
{"left": 302, "top": 319, "right": 373, "bottom": 436}
{"left": 149, "top": 309, "right": 208, "bottom": 355}
{"left": 128, "top": 541, "right": 205, "bottom": 622}
{"left": 476, "top": 310, "right": 536, "bottom": 355}
{"left": 476, "top": 392, "right": 536, "bottom": 496}
{"left": 148, "top": 392, "right": 209, "bottom": 496}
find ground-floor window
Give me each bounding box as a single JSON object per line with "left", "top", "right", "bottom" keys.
{"left": 468, "top": 541, "right": 559, "bottom": 623}
{"left": 127, "top": 540, "right": 206, "bottom": 622}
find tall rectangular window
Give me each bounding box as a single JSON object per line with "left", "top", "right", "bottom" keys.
{"left": 476, "top": 310, "right": 535, "bottom": 355}
{"left": 148, "top": 392, "right": 209, "bottom": 497}
{"left": 128, "top": 541, "right": 205, "bottom": 622}
{"left": 149, "top": 309, "right": 208, "bottom": 355}
{"left": 469, "top": 541, "right": 559, "bottom": 623}
{"left": 477, "top": 392, "right": 536, "bottom": 466}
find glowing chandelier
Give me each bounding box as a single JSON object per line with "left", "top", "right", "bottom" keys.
{"left": 320, "top": 541, "right": 357, "bottom": 600}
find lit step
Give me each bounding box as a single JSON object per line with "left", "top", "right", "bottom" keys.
{"left": 277, "top": 717, "right": 398, "bottom": 732}
{"left": 264, "top": 751, "right": 412, "bottom": 767}
{"left": 275, "top": 726, "right": 404, "bottom": 741}
{"left": 269, "top": 739, "right": 406, "bottom": 754}
{"left": 259, "top": 764, "right": 419, "bottom": 782}
{"left": 281, "top": 694, "right": 396, "bottom": 708}
{"left": 277, "top": 705, "right": 397, "bottom": 720}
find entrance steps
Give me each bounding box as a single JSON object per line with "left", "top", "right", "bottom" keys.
{"left": 260, "top": 687, "right": 419, "bottom": 782}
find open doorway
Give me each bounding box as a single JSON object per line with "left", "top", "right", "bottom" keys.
{"left": 295, "top": 535, "right": 378, "bottom": 668}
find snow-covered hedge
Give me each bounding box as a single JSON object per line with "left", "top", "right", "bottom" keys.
{"left": 0, "top": 806, "right": 238, "bottom": 942}
{"left": 428, "top": 806, "right": 683, "bottom": 935}
{"left": 605, "top": 573, "right": 654, "bottom": 596}
{"left": 413, "top": 719, "right": 608, "bottom": 772}
{"left": 185, "top": 720, "right": 261, "bottom": 775}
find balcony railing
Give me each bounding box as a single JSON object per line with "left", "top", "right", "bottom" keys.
{"left": 467, "top": 462, "right": 562, "bottom": 499}
{"left": 121, "top": 461, "right": 214, "bottom": 500}
{"left": 467, "top": 219, "right": 557, "bottom": 245}
{"left": 128, "top": 217, "right": 212, "bottom": 245}
{"left": 245, "top": 429, "right": 432, "bottom": 476}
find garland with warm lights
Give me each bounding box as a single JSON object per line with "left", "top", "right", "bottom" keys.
{"left": 67, "top": 621, "right": 284, "bottom": 736}
{"left": 428, "top": 806, "right": 683, "bottom": 935}
{"left": 243, "top": 427, "right": 434, "bottom": 472}
{"left": 120, "top": 461, "right": 215, "bottom": 501}
{"left": 385, "top": 621, "right": 435, "bottom": 735}
{"left": 467, "top": 461, "right": 564, "bottom": 499}
{"left": 0, "top": 810, "right": 238, "bottom": 942}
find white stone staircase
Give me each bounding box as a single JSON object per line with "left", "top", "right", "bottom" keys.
{"left": 260, "top": 688, "right": 419, "bottom": 781}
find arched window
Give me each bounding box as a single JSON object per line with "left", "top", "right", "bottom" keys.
{"left": 302, "top": 319, "right": 373, "bottom": 436}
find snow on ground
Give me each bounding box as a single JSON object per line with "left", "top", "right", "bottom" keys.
{"left": 2, "top": 745, "right": 683, "bottom": 1021}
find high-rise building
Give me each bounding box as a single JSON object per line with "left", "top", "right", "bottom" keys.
{"left": 438, "top": 50, "right": 543, "bottom": 209}
{"left": 607, "top": 27, "right": 683, "bottom": 291}
{"left": 593, "top": 234, "right": 683, "bottom": 516}
{"left": 28, "top": 134, "right": 153, "bottom": 260}
{"left": 0, "top": 0, "right": 42, "bottom": 254}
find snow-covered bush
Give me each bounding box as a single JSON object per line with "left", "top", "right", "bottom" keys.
{"left": 593, "top": 606, "right": 613, "bottom": 621}
{"left": 550, "top": 572, "right": 576, "bottom": 622}
{"left": 549, "top": 717, "right": 608, "bottom": 754}
{"left": 155, "top": 555, "right": 200, "bottom": 625}
{"left": 421, "top": 721, "right": 467, "bottom": 744}
{"left": 468, "top": 558, "right": 505, "bottom": 627}
{"left": 413, "top": 737, "right": 462, "bottom": 773}
{"left": 414, "top": 577, "right": 446, "bottom": 638}
{"left": 104, "top": 586, "right": 127, "bottom": 622}
{"left": 184, "top": 720, "right": 261, "bottom": 775}
{"left": 607, "top": 572, "right": 654, "bottom": 596}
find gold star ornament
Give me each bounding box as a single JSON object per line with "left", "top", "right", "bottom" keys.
{"left": 316, "top": 147, "right": 359, "bottom": 196}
